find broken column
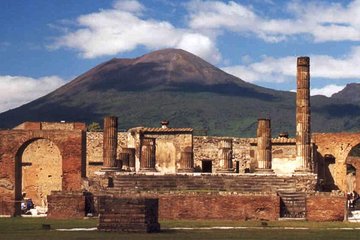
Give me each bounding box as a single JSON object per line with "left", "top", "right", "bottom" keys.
{"left": 140, "top": 138, "right": 156, "bottom": 171}
{"left": 218, "top": 139, "right": 233, "bottom": 172}
{"left": 178, "top": 147, "right": 194, "bottom": 172}
{"left": 295, "top": 57, "right": 311, "bottom": 172}
{"left": 120, "top": 148, "right": 136, "bottom": 171}
{"left": 255, "top": 118, "right": 273, "bottom": 173}
{"left": 102, "top": 116, "right": 118, "bottom": 171}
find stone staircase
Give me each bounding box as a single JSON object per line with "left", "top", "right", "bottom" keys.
{"left": 278, "top": 191, "right": 306, "bottom": 219}
{"left": 103, "top": 174, "right": 299, "bottom": 194}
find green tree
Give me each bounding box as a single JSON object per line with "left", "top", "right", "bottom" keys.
{"left": 87, "top": 122, "right": 102, "bottom": 132}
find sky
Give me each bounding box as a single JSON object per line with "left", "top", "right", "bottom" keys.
{"left": 1, "top": 0, "right": 360, "bottom": 113}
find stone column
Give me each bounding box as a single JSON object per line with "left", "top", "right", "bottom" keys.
{"left": 217, "top": 139, "right": 233, "bottom": 172}
{"left": 121, "top": 148, "right": 136, "bottom": 171}
{"left": 140, "top": 138, "right": 156, "bottom": 171}
{"left": 295, "top": 57, "right": 311, "bottom": 172}
{"left": 102, "top": 116, "right": 118, "bottom": 171}
{"left": 255, "top": 118, "right": 273, "bottom": 173}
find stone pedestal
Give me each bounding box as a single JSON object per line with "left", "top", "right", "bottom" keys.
{"left": 140, "top": 138, "right": 156, "bottom": 172}
{"left": 295, "top": 57, "right": 311, "bottom": 173}
{"left": 255, "top": 119, "right": 273, "bottom": 173}
{"left": 102, "top": 116, "right": 119, "bottom": 171}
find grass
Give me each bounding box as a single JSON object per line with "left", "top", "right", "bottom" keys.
{"left": 1, "top": 218, "right": 360, "bottom": 240}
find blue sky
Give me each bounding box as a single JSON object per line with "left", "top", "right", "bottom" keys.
{"left": 1, "top": 0, "right": 360, "bottom": 112}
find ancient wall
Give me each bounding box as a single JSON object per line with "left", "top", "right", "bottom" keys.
{"left": 98, "top": 197, "right": 160, "bottom": 232}
{"left": 86, "top": 132, "right": 128, "bottom": 177}
{"left": 14, "top": 122, "right": 86, "bottom": 131}
{"left": 158, "top": 193, "right": 279, "bottom": 221}
{"left": 193, "top": 136, "right": 253, "bottom": 172}
{"left": 306, "top": 193, "right": 346, "bottom": 221}
{"left": 47, "top": 192, "right": 85, "bottom": 219}
{"left": 193, "top": 136, "right": 301, "bottom": 174}
{"left": 127, "top": 128, "right": 193, "bottom": 173}
{"left": 22, "top": 139, "right": 62, "bottom": 206}
{"left": 0, "top": 129, "right": 85, "bottom": 216}
{"left": 313, "top": 132, "right": 360, "bottom": 192}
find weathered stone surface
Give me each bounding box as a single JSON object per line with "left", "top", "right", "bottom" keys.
{"left": 47, "top": 191, "right": 85, "bottom": 219}
{"left": 306, "top": 194, "right": 346, "bottom": 221}
{"left": 296, "top": 56, "right": 311, "bottom": 172}
{"left": 97, "top": 197, "right": 160, "bottom": 232}
{"left": 313, "top": 132, "right": 360, "bottom": 192}
{"left": 102, "top": 116, "right": 118, "bottom": 169}
{"left": 256, "top": 119, "right": 272, "bottom": 172}
{"left": 0, "top": 128, "right": 85, "bottom": 216}
{"left": 158, "top": 193, "right": 279, "bottom": 221}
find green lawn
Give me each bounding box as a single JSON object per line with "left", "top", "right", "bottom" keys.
{"left": 1, "top": 218, "right": 360, "bottom": 240}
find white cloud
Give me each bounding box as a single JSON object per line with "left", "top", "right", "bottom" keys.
{"left": 187, "top": 0, "right": 360, "bottom": 42}
{"left": 0, "top": 75, "right": 66, "bottom": 113}
{"left": 222, "top": 46, "right": 360, "bottom": 83}
{"left": 310, "top": 84, "right": 345, "bottom": 97}
{"left": 50, "top": 0, "right": 221, "bottom": 63}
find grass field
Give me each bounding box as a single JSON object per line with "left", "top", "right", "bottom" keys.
{"left": 1, "top": 218, "right": 360, "bottom": 240}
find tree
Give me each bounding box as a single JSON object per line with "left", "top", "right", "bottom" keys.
{"left": 87, "top": 122, "right": 102, "bottom": 132}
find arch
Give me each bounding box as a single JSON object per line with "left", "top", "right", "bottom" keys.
{"left": 14, "top": 138, "right": 63, "bottom": 215}
{"left": 345, "top": 143, "right": 360, "bottom": 194}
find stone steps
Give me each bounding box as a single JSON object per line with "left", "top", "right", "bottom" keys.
{"left": 278, "top": 191, "right": 306, "bottom": 218}
{"left": 105, "top": 174, "right": 298, "bottom": 194}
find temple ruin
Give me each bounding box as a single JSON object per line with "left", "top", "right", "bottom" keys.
{"left": 0, "top": 57, "right": 359, "bottom": 223}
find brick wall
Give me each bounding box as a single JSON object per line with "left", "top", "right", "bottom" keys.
{"left": 98, "top": 197, "right": 160, "bottom": 232}
{"left": 306, "top": 194, "right": 346, "bottom": 221}
{"left": 47, "top": 192, "right": 85, "bottom": 219}
{"left": 158, "top": 193, "right": 279, "bottom": 221}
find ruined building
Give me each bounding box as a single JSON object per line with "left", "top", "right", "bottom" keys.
{"left": 0, "top": 57, "right": 358, "bottom": 221}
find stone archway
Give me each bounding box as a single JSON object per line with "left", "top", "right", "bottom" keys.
{"left": 346, "top": 143, "right": 360, "bottom": 194}
{"left": 15, "top": 138, "right": 62, "bottom": 212}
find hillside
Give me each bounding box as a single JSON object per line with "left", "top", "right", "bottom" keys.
{"left": 0, "top": 49, "right": 359, "bottom": 137}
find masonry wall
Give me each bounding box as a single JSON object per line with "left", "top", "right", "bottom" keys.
{"left": 86, "top": 132, "right": 128, "bottom": 177}
{"left": 0, "top": 129, "right": 85, "bottom": 216}
{"left": 47, "top": 192, "right": 85, "bottom": 219}
{"left": 158, "top": 193, "right": 279, "bottom": 221}
{"left": 306, "top": 194, "right": 346, "bottom": 221}
{"left": 193, "top": 136, "right": 300, "bottom": 174}
{"left": 313, "top": 132, "right": 360, "bottom": 192}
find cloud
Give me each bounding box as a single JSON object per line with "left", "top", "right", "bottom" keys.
{"left": 0, "top": 75, "right": 66, "bottom": 113}
{"left": 187, "top": 0, "right": 360, "bottom": 42}
{"left": 310, "top": 84, "right": 345, "bottom": 97}
{"left": 50, "top": 0, "right": 221, "bottom": 63}
{"left": 222, "top": 46, "right": 360, "bottom": 83}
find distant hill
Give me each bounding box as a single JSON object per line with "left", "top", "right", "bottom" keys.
{"left": 0, "top": 48, "right": 360, "bottom": 137}
{"left": 332, "top": 83, "right": 360, "bottom": 103}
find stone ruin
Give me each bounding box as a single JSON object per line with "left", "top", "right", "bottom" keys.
{"left": 0, "top": 57, "right": 358, "bottom": 227}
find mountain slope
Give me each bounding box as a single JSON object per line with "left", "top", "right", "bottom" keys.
{"left": 0, "top": 49, "right": 360, "bottom": 137}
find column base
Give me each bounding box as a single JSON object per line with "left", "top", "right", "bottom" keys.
{"left": 177, "top": 168, "right": 194, "bottom": 173}
{"left": 139, "top": 168, "right": 157, "bottom": 172}
{"left": 101, "top": 167, "right": 121, "bottom": 172}
{"left": 293, "top": 168, "right": 311, "bottom": 174}
{"left": 255, "top": 168, "right": 274, "bottom": 174}
{"left": 216, "top": 168, "right": 235, "bottom": 173}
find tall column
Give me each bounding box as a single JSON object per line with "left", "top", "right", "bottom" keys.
{"left": 140, "top": 138, "right": 156, "bottom": 171}
{"left": 217, "top": 139, "right": 233, "bottom": 172}
{"left": 295, "top": 57, "right": 311, "bottom": 172}
{"left": 255, "top": 118, "right": 273, "bottom": 173}
{"left": 102, "top": 116, "right": 118, "bottom": 171}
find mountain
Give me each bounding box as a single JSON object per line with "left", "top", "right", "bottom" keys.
{"left": 1, "top": 48, "right": 360, "bottom": 137}
{"left": 332, "top": 83, "right": 360, "bottom": 103}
